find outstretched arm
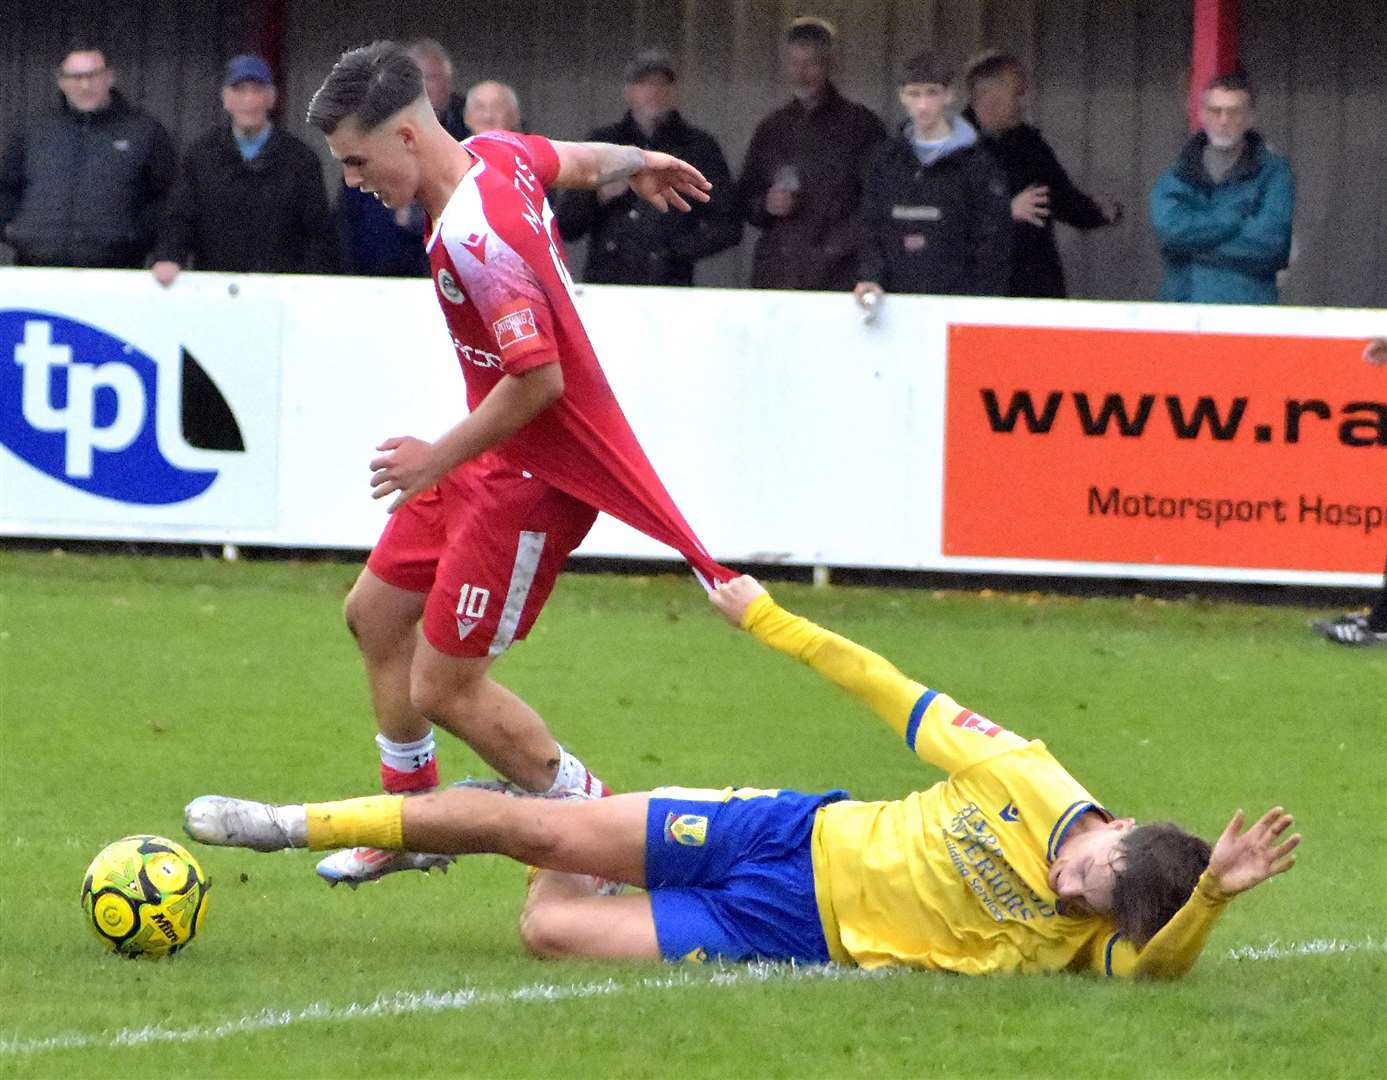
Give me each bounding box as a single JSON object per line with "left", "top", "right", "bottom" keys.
{"left": 550, "top": 141, "right": 712, "bottom": 212}
{"left": 711, "top": 576, "right": 1025, "bottom": 773}
{"left": 1104, "top": 807, "right": 1300, "bottom": 979}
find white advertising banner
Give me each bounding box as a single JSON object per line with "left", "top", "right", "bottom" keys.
{"left": 1, "top": 271, "right": 281, "bottom": 536}
{"left": 0, "top": 267, "right": 1381, "bottom": 588}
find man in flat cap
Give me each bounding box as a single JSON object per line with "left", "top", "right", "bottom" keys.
{"left": 152, "top": 54, "right": 337, "bottom": 285}
{"left": 556, "top": 49, "right": 740, "bottom": 286}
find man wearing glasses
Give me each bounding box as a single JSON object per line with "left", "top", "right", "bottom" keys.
{"left": 0, "top": 39, "right": 176, "bottom": 268}
{"left": 1149, "top": 72, "right": 1294, "bottom": 305}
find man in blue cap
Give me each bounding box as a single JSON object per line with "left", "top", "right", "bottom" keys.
{"left": 152, "top": 54, "right": 337, "bottom": 285}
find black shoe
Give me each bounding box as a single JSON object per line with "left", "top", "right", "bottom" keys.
{"left": 1311, "top": 613, "right": 1387, "bottom": 647}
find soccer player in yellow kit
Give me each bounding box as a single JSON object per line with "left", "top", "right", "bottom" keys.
{"left": 185, "top": 576, "right": 1299, "bottom": 977}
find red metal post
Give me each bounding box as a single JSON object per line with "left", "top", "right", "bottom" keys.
{"left": 1188, "top": 0, "right": 1239, "bottom": 131}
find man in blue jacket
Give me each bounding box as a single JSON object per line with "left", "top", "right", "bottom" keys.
{"left": 1150, "top": 73, "right": 1294, "bottom": 304}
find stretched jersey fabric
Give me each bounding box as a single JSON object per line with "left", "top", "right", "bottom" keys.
{"left": 741, "top": 595, "right": 1231, "bottom": 977}
{"left": 424, "top": 131, "right": 729, "bottom": 587}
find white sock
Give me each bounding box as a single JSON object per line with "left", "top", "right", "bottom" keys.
{"left": 542, "top": 745, "right": 605, "bottom": 798}
{"left": 375, "top": 731, "right": 436, "bottom": 773}
{"left": 271, "top": 803, "right": 308, "bottom": 847}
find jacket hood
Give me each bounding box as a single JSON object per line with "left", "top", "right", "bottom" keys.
{"left": 900, "top": 114, "right": 978, "bottom": 166}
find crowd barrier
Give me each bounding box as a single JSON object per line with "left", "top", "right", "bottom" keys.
{"left": 1, "top": 267, "right": 1382, "bottom": 587}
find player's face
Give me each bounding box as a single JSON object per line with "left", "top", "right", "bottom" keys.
{"left": 327, "top": 117, "right": 421, "bottom": 209}
{"left": 898, "top": 83, "right": 954, "bottom": 133}
{"left": 1201, "top": 87, "right": 1253, "bottom": 149}
{"left": 1048, "top": 819, "right": 1133, "bottom": 917}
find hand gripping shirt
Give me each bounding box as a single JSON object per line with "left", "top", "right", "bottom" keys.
{"left": 741, "top": 595, "right": 1231, "bottom": 977}
{"left": 425, "top": 132, "right": 728, "bottom": 586}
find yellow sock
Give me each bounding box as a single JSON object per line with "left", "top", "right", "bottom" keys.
{"left": 305, "top": 795, "right": 405, "bottom": 851}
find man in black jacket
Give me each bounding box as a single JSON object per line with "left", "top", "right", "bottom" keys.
{"left": 0, "top": 40, "right": 175, "bottom": 268}
{"left": 737, "top": 19, "right": 886, "bottom": 291}
{"left": 555, "top": 50, "right": 740, "bottom": 286}
{"left": 961, "top": 51, "right": 1120, "bottom": 298}
{"left": 854, "top": 51, "right": 1011, "bottom": 308}
{"left": 151, "top": 55, "right": 337, "bottom": 285}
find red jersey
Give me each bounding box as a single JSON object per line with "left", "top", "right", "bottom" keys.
{"left": 425, "top": 131, "right": 728, "bottom": 587}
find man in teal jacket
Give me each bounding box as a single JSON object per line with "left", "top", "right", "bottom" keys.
{"left": 1150, "top": 73, "right": 1294, "bottom": 304}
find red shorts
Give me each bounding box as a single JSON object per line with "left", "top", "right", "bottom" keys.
{"left": 367, "top": 452, "right": 597, "bottom": 658}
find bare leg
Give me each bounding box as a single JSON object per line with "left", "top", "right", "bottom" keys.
{"left": 519, "top": 884, "right": 661, "bottom": 960}
{"left": 404, "top": 788, "right": 660, "bottom": 961}
{"left": 402, "top": 789, "right": 651, "bottom": 885}
{"left": 343, "top": 568, "right": 428, "bottom": 743}
{"left": 409, "top": 637, "right": 564, "bottom": 793}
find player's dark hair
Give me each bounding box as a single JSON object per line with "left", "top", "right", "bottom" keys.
{"left": 899, "top": 50, "right": 954, "bottom": 89}
{"left": 1205, "top": 69, "right": 1255, "bottom": 104}
{"left": 785, "top": 16, "right": 836, "bottom": 51}
{"left": 1111, "top": 822, "right": 1212, "bottom": 948}
{"left": 307, "top": 40, "right": 424, "bottom": 135}
{"left": 964, "top": 49, "right": 1023, "bottom": 96}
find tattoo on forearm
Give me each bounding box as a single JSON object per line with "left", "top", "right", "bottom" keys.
{"left": 593, "top": 144, "right": 645, "bottom": 185}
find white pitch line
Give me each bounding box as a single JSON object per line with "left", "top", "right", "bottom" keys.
{"left": 1222, "top": 937, "right": 1386, "bottom": 962}
{"left": 0, "top": 961, "right": 886, "bottom": 1058}
{"left": 4, "top": 938, "right": 1379, "bottom": 1058}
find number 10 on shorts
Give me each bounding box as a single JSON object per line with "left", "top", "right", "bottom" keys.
{"left": 455, "top": 584, "right": 491, "bottom": 640}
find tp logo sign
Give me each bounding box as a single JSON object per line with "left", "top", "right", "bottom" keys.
{"left": 0, "top": 311, "right": 244, "bottom": 505}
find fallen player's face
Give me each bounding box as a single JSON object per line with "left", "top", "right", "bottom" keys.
{"left": 1048, "top": 824, "right": 1128, "bottom": 917}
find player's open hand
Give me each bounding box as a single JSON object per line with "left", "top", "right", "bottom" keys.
{"left": 710, "top": 575, "right": 768, "bottom": 628}
{"left": 1206, "top": 806, "right": 1300, "bottom": 896}
{"left": 370, "top": 436, "right": 442, "bottom": 513}
{"left": 629, "top": 150, "right": 712, "bottom": 213}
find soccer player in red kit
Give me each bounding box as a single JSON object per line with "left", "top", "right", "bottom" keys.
{"left": 304, "top": 41, "right": 732, "bottom": 886}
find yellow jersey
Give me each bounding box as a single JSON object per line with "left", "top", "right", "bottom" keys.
{"left": 743, "top": 594, "right": 1231, "bottom": 978}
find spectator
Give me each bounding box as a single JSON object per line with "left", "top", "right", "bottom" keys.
{"left": 151, "top": 55, "right": 337, "bottom": 285}
{"left": 0, "top": 38, "right": 175, "bottom": 268}
{"left": 408, "top": 38, "right": 469, "bottom": 141}
{"left": 464, "top": 80, "right": 522, "bottom": 133}
{"left": 1150, "top": 72, "right": 1293, "bottom": 305}
{"left": 737, "top": 17, "right": 886, "bottom": 290}
{"left": 336, "top": 181, "right": 430, "bottom": 277}
{"left": 555, "top": 49, "right": 741, "bottom": 286}
{"left": 961, "top": 50, "right": 1121, "bottom": 298}
{"left": 854, "top": 51, "right": 1011, "bottom": 309}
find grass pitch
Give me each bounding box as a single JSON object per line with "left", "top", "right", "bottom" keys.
{"left": 0, "top": 549, "right": 1383, "bottom": 1078}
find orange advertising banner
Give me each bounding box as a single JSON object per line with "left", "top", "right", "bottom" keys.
{"left": 943, "top": 325, "right": 1387, "bottom": 574}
